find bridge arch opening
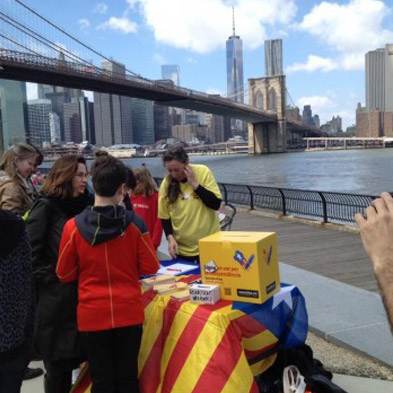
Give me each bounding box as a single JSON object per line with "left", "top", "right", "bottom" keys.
{"left": 268, "top": 87, "right": 277, "bottom": 112}
{"left": 254, "top": 90, "right": 264, "bottom": 110}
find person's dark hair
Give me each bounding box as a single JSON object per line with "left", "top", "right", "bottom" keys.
{"left": 91, "top": 154, "right": 128, "bottom": 197}
{"left": 29, "top": 144, "right": 43, "bottom": 167}
{"left": 162, "top": 145, "right": 189, "bottom": 204}
{"left": 126, "top": 169, "right": 136, "bottom": 190}
{"left": 95, "top": 150, "right": 109, "bottom": 158}
{"left": 162, "top": 145, "right": 189, "bottom": 165}
{"left": 41, "top": 155, "right": 86, "bottom": 199}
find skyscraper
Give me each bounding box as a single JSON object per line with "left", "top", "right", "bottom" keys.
{"left": 94, "top": 60, "right": 133, "bottom": 146}
{"left": 206, "top": 114, "right": 225, "bottom": 143}
{"left": 302, "top": 105, "right": 313, "bottom": 126}
{"left": 27, "top": 99, "right": 52, "bottom": 146}
{"left": 161, "top": 65, "right": 182, "bottom": 127}
{"left": 63, "top": 102, "right": 82, "bottom": 143}
{"left": 153, "top": 79, "right": 174, "bottom": 141}
{"left": 131, "top": 99, "right": 155, "bottom": 145}
{"left": 94, "top": 93, "right": 133, "bottom": 146}
{"left": 161, "top": 65, "right": 180, "bottom": 86}
{"left": 226, "top": 8, "right": 244, "bottom": 103}
{"left": 79, "top": 97, "right": 96, "bottom": 144}
{"left": 49, "top": 112, "right": 61, "bottom": 144}
{"left": 264, "top": 39, "right": 283, "bottom": 77}
{"left": 38, "top": 84, "right": 84, "bottom": 141}
{"left": 0, "top": 80, "right": 28, "bottom": 151}
{"left": 365, "top": 44, "right": 393, "bottom": 111}
{"left": 154, "top": 103, "right": 171, "bottom": 141}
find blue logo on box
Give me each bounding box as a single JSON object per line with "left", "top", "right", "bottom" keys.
{"left": 233, "top": 250, "right": 255, "bottom": 270}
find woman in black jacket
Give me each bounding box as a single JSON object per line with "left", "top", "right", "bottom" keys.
{"left": 0, "top": 210, "right": 33, "bottom": 393}
{"left": 26, "top": 155, "right": 92, "bottom": 393}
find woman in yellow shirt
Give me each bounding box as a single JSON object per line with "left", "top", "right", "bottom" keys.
{"left": 158, "top": 145, "right": 222, "bottom": 263}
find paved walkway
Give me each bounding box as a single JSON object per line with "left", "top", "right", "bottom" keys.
{"left": 231, "top": 210, "right": 377, "bottom": 292}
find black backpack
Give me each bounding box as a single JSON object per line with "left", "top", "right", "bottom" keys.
{"left": 256, "top": 344, "right": 348, "bottom": 393}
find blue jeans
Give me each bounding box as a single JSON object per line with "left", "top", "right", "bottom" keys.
{"left": 0, "top": 342, "right": 30, "bottom": 393}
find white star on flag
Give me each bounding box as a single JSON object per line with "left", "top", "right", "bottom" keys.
{"left": 272, "top": 285, "right": 295, "bottom": 310}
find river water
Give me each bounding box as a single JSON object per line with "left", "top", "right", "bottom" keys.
{"left": 41, "top": 149, "right": 393, "bottom": 195}
{"left": 122, "top": 149, "right": 393, "bottom": 195}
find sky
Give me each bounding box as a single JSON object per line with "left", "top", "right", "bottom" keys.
{"left": 21, "top": 0, "right": 393, "bottom": 129}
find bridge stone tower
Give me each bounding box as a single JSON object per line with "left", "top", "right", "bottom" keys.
{"left": 248, "top": 75, "right": 287, "bottom": 153}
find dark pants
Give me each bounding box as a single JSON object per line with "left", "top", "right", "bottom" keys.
{"left": 43, "top": 358, "right": 80, "bottom": 393}
{"left": 0, "top": 342, "right": 30, "bottom": 393}
{"left": 177, "top": 254, "right": 200, "bottom": 264}
{"left": 84, "top": 325, "right": 142, "bottom": 393}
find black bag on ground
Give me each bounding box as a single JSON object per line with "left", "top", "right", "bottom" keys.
{"left": 256, "top": 344, "right": 348, "bottom": 393}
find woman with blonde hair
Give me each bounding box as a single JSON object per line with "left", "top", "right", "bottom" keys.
{"left": 130, "top": 167, "right": 162, "bottom": 249}
{"left": 0, "top": 144, "right": 38, "bottom": 215}
{"left": 26, "top": 155, "right": 92, "bottom": 393}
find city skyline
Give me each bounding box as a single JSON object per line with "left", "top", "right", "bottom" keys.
{"left": 23, "top": 0, "right": 393, "bottom": 129}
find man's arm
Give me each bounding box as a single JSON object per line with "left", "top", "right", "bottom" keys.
{"left": 355, "top": 192, "right": 393, "bottom": 332}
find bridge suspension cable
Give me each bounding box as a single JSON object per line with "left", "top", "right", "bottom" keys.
{"left": 0, "top": 10, "right": 92, "bottom": 66}
{"left": 6, "top": 0, "right": 150, "bottom": 81}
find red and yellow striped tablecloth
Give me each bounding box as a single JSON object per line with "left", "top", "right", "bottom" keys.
{"left": 72, "top": 276, "right": 307, "bottom": 393}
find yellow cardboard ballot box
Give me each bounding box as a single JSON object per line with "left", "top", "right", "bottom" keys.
{"left": 199, "top": 231, "right": 280, "bottom": 304}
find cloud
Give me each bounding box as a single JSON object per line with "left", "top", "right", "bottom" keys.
{"left": 128, "top": 0, "right": 297, "bottom": 53}
{"left": 94, "top": 2, "right": 108, "bottom": 14}
{"left": 206, "top": 88, "right": 224, "bottom": 96}
{"left": 287, "top": 55, "right": 338, "bottom": 73}
{"left": 153, "top": 53, "right": 166, "bottom": 64}
{"left": 297, "top": 95, "right": 334, "bottom": 111}
{"left": 296, "top": 94, "right": 357, "bottom": 128}
{"left": 98, "top": 17, "right": 137, "bottom": 34}
{"left": 186, "top": 57, "right": 197, "bottom": 64}
{"left": 298, "top": 0, "right": 393, "bottom": 70}
{"left": 78, "top": 18, "right": 91, "bottom": 30}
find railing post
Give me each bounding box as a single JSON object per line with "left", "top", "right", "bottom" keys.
{"left": 246, "top": 185, "right": 254, "bottom": 210}
{"left": 318, "top": 192, "right": 328, "bottom": 223}
{"left": 278, "top": 188, "right": 286, "bottom": 216}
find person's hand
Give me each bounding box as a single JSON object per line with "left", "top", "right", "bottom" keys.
{"left": 167, "top": 235, "right": 178, "bottom": 259}
{"left": 184, "top": 165, "right": 199, "bottom": 190}
{"left": 355, "top": 192, "right": 393, "bottom": 273}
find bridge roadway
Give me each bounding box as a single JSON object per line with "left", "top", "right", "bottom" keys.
{"left": 0, "top": 49, "right": 275, "bottom": 123}
{"left": 0, "top": 49, "right": 322, "bottom": 136}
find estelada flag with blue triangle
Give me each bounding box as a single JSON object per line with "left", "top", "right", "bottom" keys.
{"left": 72, "top": 279, "right": 308, "bottom": 393}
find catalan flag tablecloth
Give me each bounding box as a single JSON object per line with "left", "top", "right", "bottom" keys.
{"left": 72, "top": 277, "right": 308, "bottom": 393}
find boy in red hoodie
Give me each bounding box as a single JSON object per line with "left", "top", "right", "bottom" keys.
{"left": 56, "top": 155, "right": 159, "bottom": 393}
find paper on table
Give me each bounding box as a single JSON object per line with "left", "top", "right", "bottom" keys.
{"left": 157, "top": 263, "right": 198, "bottom": 276}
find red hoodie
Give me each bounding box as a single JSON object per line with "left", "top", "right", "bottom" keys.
{"left": 131, "top": 192, "right": 162, "bottom": 249}
{"left": 56, "top": 206, "right": 159, "bottom": 332}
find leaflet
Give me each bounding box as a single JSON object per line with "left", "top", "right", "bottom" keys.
{"left": 157, "top": 263, "right": 198, "bottom": 276}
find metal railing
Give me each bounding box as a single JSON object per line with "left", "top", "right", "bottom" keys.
{"left": 155, "top": 178, "right": 375, "bottom": 225}
{"left": 38, "top": 166, "right": 373, "bottom": 225}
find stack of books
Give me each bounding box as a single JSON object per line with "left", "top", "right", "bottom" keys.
{"left": 153, "top": 281, "right": 188, "bottom": 295}
{"left": 141, "top": 274, "right": 175, "bottom": 289}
